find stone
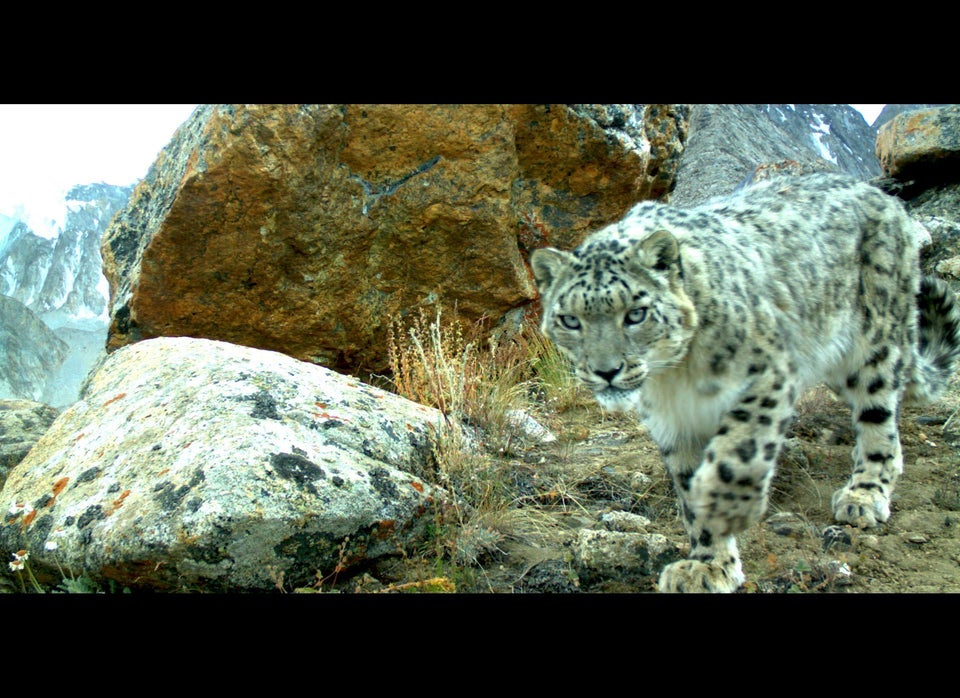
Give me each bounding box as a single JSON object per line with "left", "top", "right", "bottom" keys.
{"left": 101, "top": 104, "right": 688, "bottom": 375}
{"left": 571, "top": 528, "right": 681, "bottom": 585}
{"left": 765, "top": 511, "right": 811, "bottom": 538}
{"left": 821, "top": 524, "right": 854, "bottom": 551}
{"left": 599, "top": 510, "right": 652, "bottom": 532}
{"left": 0, "top": 337, "right": 451, "bottom": 592}
{"left": 876, "top": 105, "right": 960, "bottom": 180}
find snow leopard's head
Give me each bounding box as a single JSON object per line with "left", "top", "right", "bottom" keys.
{"left": 531, "top": 229, "right": 697, "bottom": 412}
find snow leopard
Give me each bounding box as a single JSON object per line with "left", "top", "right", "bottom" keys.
{"left": 530, "top": 172, "right": 960, "bottom": 593}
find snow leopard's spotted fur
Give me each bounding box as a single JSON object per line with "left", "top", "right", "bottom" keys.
{"left": 531, "top": 173, "right": 960, "bottom": 593}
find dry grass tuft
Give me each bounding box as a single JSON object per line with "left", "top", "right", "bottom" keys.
{"left": 382, "top": 302, "right": 604, "bottom": 578}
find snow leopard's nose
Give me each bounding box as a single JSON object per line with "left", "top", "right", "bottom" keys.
{"left": 593, "top": 365, "right": 623, "bottom": 384}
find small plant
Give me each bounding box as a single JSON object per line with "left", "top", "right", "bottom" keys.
{"left": 5, "top": 501, "right": 112, "bottom": 594}
{"left": 8, "top": 549, "right": 44, "bottom": 593}
{"left": 933, "top": 484, "right": 960, "bottom": 511}
{"left": 387, "top": 304, "right": 548, "bottom": 452}
{"left": 387, "top": 304, "right": 471, "bottom": 419}
{"left": 525, "top": 325, "right": 592, "bottom": 414}
{"left": 383, "top": 303, "right": 573, "bottom": 581}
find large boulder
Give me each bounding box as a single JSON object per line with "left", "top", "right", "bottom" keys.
{"left": 0, "top": 337, "right": 451, "bottom": 592}
{"left": 101, "top": 104, "right": 688, "bottom": 374}
{"left": 872, "top": 106, "right": 960, "bottom": 284}
{"left": 876, "top": 105, "right": 960, "bottom": 181}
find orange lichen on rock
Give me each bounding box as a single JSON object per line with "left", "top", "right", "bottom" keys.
{"left": 105, "top": 489, "right": 132, "bottom": 516}
{"left": 52, "top": 477, "right": 70, "bottom": 496}
{"left": 102, "top": 392, "right": 127, "bottom": 407}
{"left": 21, "top": 508, "right": 37, "bottom": 528}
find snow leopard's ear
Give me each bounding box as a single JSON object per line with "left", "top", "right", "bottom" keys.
{"left": 634, "top": 230, "right": 682, "bottom": 278}
{"left": 530, "top": 247, "right": 576, "bottom": 296}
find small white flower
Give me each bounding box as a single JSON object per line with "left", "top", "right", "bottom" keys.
{"left": 8, "top": 549, "right": 28, "bottom": 571}
{"left": 44, "top": 540, "right": 58, "bottom": 552}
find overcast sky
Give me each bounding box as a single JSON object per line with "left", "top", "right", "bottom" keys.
{"left": 0, "top": 104, "right": 197, "bottom": 213}
{"left": 850, "top": 103, "right": 884, "bottom": 126}
{"left": 0, "top": 103, "right": 885, "bottom": 216}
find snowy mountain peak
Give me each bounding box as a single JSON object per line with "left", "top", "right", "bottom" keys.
{"left": 0, "top": 191, "right": 70, "bottom": 243}
{"left": 0, "top": 181, "right": 134, "bottom": 407}
{"left": 0, "top": 182, "right": 133, "bottom": 328}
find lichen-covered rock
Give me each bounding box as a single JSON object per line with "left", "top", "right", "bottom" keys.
{"left": 571, "top": 528, "right": 681, "bottom": 587}
{"left": 0, "top": 400, "right": 59, "bottom": 489}
{"left": 876, "top": 105, "right": 960, "bottom": 180}
{"left": 875, "top": 108, "right": 960, "bottom": 291}
{"left": 101, "top": 104, "right": 688, "bottom": 374}
{"left": 0, "top": 337, "right": 450, "bottom": 592}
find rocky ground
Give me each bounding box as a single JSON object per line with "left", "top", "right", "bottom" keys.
{"left": 6, "top": 379, "right": 956, "bottom": 596}
{"left": 357, "top": 382, "right": 960, "bottom": 595}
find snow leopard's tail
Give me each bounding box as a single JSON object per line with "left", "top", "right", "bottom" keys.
{"left": 906, "top": 275, "right": 960, "bottom": 404}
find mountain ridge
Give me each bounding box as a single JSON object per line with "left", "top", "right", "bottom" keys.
{"left": 0, "top": 182, "right": 133, "bottom": 406}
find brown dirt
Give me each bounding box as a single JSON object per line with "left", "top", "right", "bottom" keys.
{"left": 364, "top": 383, "right": 960, "bottom": 594}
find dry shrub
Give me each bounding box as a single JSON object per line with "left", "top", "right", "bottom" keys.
{"left": 387, "top": 304, "right": 540, "bottom": 448}
{"left": 384, "top": 302, "right": 604, "bottom": 573}
{"left": 386, "top": 304, "right": 564, "bottom": 564}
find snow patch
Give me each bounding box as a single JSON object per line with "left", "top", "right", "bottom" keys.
{"left": 808, "top": 111, "right": 837, "bottom": 164}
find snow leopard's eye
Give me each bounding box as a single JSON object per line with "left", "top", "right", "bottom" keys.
{"left": 558, "top": 315, "right": 581, "bottom": 330}
{"left": 625, "top": 308, "right": 648, "bottom": 326}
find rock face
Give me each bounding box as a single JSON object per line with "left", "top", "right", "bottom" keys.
{"left": 101, "top": 104, "right": 689, "bottom": 374}
{"left": 669, "top": 104, "right": 881, "bottom": 207}
{"left": 876, "top": 105, "right": 960, "bottom": 181}
{"left": 0, "top": 296, "right": 68, "bottom": 402}
{"left": 875, "top": 106, "right": 960, "bottom": 284}
{"left": 0, "top": 336, "right": 450, "bottom": 591}
{"left": 0, "top": 221, "right": 54, "bottom": 310}
{"left": 874, "top": 104, "right": 950, "bottom": 129}
{"left": 0, "top": 400, "right": 59, "bottom": 489}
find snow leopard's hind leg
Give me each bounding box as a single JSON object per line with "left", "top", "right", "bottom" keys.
{"left": 831, "top": 342, "right": 906, "bottom": 528}
{"left": 832, "top": 276, "right": 960, "bottom": 528}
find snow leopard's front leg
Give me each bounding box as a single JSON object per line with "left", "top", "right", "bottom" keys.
{"left": 658, "top": 368, "right": 799, "bottom": 593}
{"left": 657, "top": 438, "right": 745, "bottom": 593}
